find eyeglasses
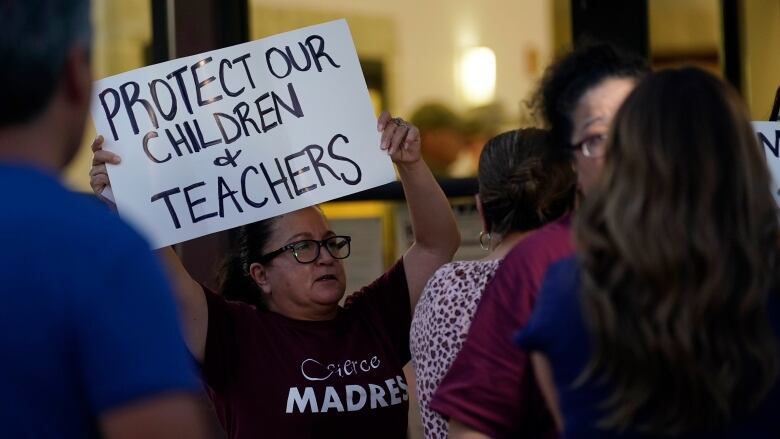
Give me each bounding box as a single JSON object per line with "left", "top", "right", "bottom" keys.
{"left": 259, "top": 235, "right": 352, "bottom": 264}
{"left": 571, "top": 133, "right": 607, "bottom": 158}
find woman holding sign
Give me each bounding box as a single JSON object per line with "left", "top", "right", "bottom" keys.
{"left": 90, "top": 111, "right": 460, "bottom": 438}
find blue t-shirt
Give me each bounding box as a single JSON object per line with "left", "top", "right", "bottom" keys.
{"left": 517, "top": 256, "right": 780, "bottom": 438}
{"left": 0, "top": 164, "right": 201, "bottom": 438}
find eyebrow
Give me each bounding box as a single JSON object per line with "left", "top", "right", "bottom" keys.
{"left": 284, "top": 232, "right": 312, "bottom": 244}
{"left": 580, "top": 115, "right": 607, "bottom": 130}
{"left": 284, "top": 230, "right": 336, "bottom": 244}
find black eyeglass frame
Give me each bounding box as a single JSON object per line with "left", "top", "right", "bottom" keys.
{"left": 258, "top": 235, "right": 352, "bottom": 264}
{"left": 571, "top": 133, "right": 608, "bottom": 158}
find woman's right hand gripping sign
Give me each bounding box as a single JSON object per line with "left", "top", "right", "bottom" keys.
{"left": 88, "top": 135, "right": 120, "bottom": 208}
{"left": 377, "top": 110, "right": 421, "bottom": 166}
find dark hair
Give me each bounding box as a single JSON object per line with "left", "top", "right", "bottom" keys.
{"left": 535, "top": 43, "right": 648, "bottom": 155}
{"left": 478, "top": 128, "right": 575, "bottom": 236}
{"left": 576, "top": 67, "right": 780, "bottom": 434}
{"left": 216, "top": 217, "right": 279, "bottom": 308}
{"left": 0, "top": 0, "right": 91, "bottom": 127}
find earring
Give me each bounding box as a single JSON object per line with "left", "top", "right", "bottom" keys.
{"left": 479, "top": 231, "right": 491, "bottom": 251}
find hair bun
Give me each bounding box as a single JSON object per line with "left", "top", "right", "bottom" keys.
{"left": 506, "top": 157, "right": 542, "bottom": 203}
{"left": 478, "top": 128, "right": 576, "bottom": 235}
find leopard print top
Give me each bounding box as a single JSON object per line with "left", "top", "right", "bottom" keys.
{"left": 410, "top": 260, "right": 501, "bottom": 438}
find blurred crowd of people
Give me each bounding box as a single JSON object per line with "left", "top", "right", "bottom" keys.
{"left": 410, "top": 102, "right": 509, "bottom": 178}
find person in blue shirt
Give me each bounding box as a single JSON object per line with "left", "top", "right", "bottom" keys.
{"left": 518, "top": 67, "right": 780, "bottom": 438}
{"left": 0, "top": 1, "right": 210, "bottom": 438}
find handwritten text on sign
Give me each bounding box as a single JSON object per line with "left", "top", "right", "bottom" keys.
{"left": 753, "top": 121, "right": 780, "bottom": 208}
{"left": 90, "top": 19, "right": 395, "bottom": 248}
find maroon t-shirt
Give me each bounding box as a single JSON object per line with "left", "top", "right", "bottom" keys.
{"left": 203, "top": 259, "right": 411, "bottom": 439}
{"left": 430, "top": 214, "right": 574, "bottom": 438}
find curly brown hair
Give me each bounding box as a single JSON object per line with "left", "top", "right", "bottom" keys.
{"left": 534, "top": 43, "right": 648, "bottom": 156}
{"left": 575, "top": 67, "right": 780, "bottom": 434}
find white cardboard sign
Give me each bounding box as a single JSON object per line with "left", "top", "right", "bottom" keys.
{"left": 753, "top": 121, "right": 780, "bottom": 208}
{"left": 90, "top": 19, "right": 396, "bottom": 248}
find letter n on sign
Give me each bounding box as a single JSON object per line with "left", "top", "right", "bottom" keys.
{"left": 753, "top": 121, "right": 780, "bottom": 209}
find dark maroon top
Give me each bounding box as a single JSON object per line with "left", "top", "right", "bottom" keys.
{"left": 203, "top": 259, "right": 411, "bottom": 439}
{"left": 430, "top": 214, "right": 574, "bottom": 438}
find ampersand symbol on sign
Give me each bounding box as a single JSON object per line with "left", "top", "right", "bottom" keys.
{"left": 213, "top": 148, "right": 243, "bottom": 167}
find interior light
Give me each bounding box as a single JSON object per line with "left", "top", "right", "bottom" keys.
{"left": 458, "top": 47, "right": 496, "bottom": 106}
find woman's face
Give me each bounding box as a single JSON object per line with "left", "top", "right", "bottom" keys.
{"left": 570, "top": 77, "right": 636, "bottom": 194}
{"left": 253, "top": 207, "right": 347, "bottom": 320}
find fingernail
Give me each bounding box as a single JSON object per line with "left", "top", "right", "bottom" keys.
{"left": 112, "top": 157, "right": 121, "bottom": 164}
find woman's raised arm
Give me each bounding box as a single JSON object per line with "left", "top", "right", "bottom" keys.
{"left": 377, "top": 112, "right": 461, "bottom": 309}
